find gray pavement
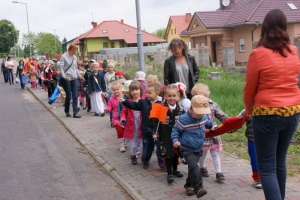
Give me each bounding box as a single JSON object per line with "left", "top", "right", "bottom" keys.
{"left": 26, "top": 85, "right": 300, "bottom": 200}
{"left": 0, "top": 82, "right": 131, "bottom": 200}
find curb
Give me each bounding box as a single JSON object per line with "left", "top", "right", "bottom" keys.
{"left": 26, "top": 86, "right": 146, "bottom": 200}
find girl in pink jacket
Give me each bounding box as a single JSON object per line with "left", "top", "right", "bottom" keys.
{"left": 120, "top": 81, "right": 143, "bottom": 165}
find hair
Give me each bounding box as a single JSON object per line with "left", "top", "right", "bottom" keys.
{"left": 107, "top": 61, "right": 115, "bottom": 67}
{"left": 147, "top": 74, "right": 158, "bottom": 84}
{"left": 164, "top": 84, "right": 181, "bottom": 97}
{"left": 129, "top": 81, "right": 143, "bottom": 98}
{"left": 19, "top": 60, "right": 24, "bottom": 65}
{"left": 191, "top": 83, "right": 210, "bottom": 97}
{"left": 111, "top": 81, "right": 122, "bottom": 90}
{"left": 168, "top": 38, "right": 188, "bottom": 55}
{"left": 147, "top": 82, "right": 161, "bottom": 93}
{"left": 52, "top": 66, "right": 59, "bottom": 72}
{"left": 123, "top": 72, "right": 130, "bottom": 80}
{"left": 257, "top": 9, "right": 293, "bottom": 57}
{"left": 68, "top": 44, "right": 78, "bottom": 52}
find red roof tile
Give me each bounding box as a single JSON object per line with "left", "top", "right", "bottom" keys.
{"left": 170, "top": 15, "right": 191, "bottom": 36}
{"left": 195, "top": 0, "right": 300, "bottom": 28}
{"left": 74, "top": 20, "right": 165, "bottom": 44}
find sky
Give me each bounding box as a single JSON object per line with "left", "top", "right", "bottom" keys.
{"left": 1, "top": 0, "right": 220, "bottom": 44}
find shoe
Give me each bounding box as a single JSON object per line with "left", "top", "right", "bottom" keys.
{"left": 48, "top": 101, "right": 52, "bottom": 105}
{"left": 73, "top": 114, "right": 81, "bottom": 118}
{"left": 186, "top": 188, "right": 194, "bottom": 196}
{"left": 253, "top": 180, "right": 262, "bottom": 189}
{"left": 200, "top": 167, "right": 209, "bottom": 177}
{"left": 120, "top": 148, "right": 126, "bottom": 153}
{"left": 66, "top": 113, "right": 71, "bottom": 117}
{"left": 167, "top": 175, "right": 174, "bottom": 183}
{"left": 95, "top": 113, "right": 99, "bottom": 116}
{"left": 143, "top": 163, "right": 149, "bottom": 169}
{"left": 196, "top": 188, "right": 207, "bottom": 198}
{"left": 100, "top": 113, "right": 105, "bottom": 117}
{"left": 173, "top": 171, "right": 184, "bottom": 178}
{"left": 83, "top": 107, "right": 86, "bottom": 110}
{"left": 131, "top": 155, "right": 137, "bottom": 165}
{"left": 87, "top": 108, "right": 90, "bottom": 112}
{"left": 216, "top": 172, "right": 225, "bottom": 181}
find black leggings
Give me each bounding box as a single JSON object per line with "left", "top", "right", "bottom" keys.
{"left": 166, "top": 154, "right": 179, "bottom": 175}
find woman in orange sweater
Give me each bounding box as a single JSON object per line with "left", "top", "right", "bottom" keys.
{"left": 243, "top": 9, "right": 300, "bottom": 200}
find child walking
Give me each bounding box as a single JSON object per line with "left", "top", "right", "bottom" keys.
{"left": 171, "top": 95, "right": 217, "bottom": 198}
{"left": 88, "top": 63, "right": 106, "bottom": 116}
{"left": 120, "top": 81, "right": 143, "bottom": 165}
{"left": 105, "top": 81, "right": 126, "bottom": 152}
{"left": 28, "top": 64, "right": 38, "bottom": 89}
{"left": 191, "top": 83, "right": 228, "bottom": 181}
{"left": 152, "top": 84, "right": 185, "bottom": 183}
{"left": 134, "top": 71, "right": 147, "bottom": 99}
{"left": 120, "top": 83, "right": 165, "bottom": 170}
{"left": 78, "top": 65, "right": 87, "bottom": 110}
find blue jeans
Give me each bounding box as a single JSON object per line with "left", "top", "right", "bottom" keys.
{"left": 7, "top": 69, "right": 14, "bottom": 84}
{"left": 253, "top": 114, "right": 300, "bottom": 200}
{"left": 62, "top": 78, "right": 78, "bottom": 116}
{"left": 3, "top": 71, "right": 8, "bottom": 83}
{"left": 141, "top": 136, "right": 165, "bottom": 168}
{"left": 19, "top": 75, "right": 25, "bottom": 89}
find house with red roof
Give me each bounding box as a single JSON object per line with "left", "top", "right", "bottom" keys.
{"left": 187, "top": 0, "right": 300, "bottom": 64}
{"left": 73, "top": 20, "right": 165, "bottom": 58}
{"left": 164, "top": 13, "right": 192, "bottom": 46}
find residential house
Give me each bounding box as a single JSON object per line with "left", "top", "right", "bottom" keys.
{"left": 165, "top": 13, "right": 192, "bottom": 47}
{"left": 187, "top": 0, "right": 300, "bottom": 64}
{"left": 73, "top": 20, "right": 165, "bottom": 58}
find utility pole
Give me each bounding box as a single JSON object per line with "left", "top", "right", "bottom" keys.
{"left": 135, "top": 0, "right": 145, "bottom": 72}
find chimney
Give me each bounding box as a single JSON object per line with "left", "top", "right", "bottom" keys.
{"left": 185, "top": 13, "right": 192, "bottom": 23}
{"left": 91, "top": 22, "right": 97, "bottom": 28}
{"left": 121, "top": 19, "right": 124, "bottom": 24}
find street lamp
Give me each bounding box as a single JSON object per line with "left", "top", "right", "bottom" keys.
{"left": 12, "top": 1, "right": 32, "bottom": 56}
{"left": 135, "top": 0, "right": 145, "bottom": 72}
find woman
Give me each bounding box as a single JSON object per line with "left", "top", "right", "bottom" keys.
{"left": 243, "top": 9, "right": 300, "bottom": 200}
{"left": 164, "top": 38, "right": 199, "bottom": 99}
{"left": 1, "top": 59, "right": 8, "bottom": 83}
{"left": 16, "top": 60, "right": 26, "bottom": 89}
{"left": 5, "top": 56, "right": 14, "bottom": 85}
{"left": 60, "top": 44, "right": 85, "bottom": 118}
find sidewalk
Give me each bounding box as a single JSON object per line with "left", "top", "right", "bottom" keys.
{"left": 28, "top": 87, "right": 300, "bottom": 200}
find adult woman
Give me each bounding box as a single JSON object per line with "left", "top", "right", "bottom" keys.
{"left": 164, "top": 38, "right": 199, "bottom": 99}
{"left": 1, "top": 59, "right": 8, "bottom": 83}
{"left": 60, "top": 44, "right": 85, "bottom": 118}
{"left": 5, "top": 56, "right": 14, "bottom": 85}
{"left": 243, "top": 9, "right": 300, "bottom": 200}
{"left": 16, "top": 60, "right": 26, "bottom": 89}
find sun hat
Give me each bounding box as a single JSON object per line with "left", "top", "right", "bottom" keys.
{"left": 89, "top": 59, "right": 96, "bottom": 63}
{"left": 122, "top": 80, "right": 133, "bottom": 92}
{"left": 190, "top": 95, "right": 211, "bottom": 114}
{"left": 134, "top": 71, "right": 146, "bottom": 81}
{"left": 115, "top": 70, "right": 123, "bottom": 76}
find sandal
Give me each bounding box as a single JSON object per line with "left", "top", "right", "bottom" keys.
{"left": 196, "top": 188, "right": 207, "bottom": 198}
{"left": 66, "top": 113, "right": 71, "bottom": 117}
{"left": 143, "top": 163, "right": 149, "bottom": 169}
{"left": 73, "top": 114, "right": 81, "bottom": 118}
{"left": 186, "top": 188, "right": 194, "bottom": 196}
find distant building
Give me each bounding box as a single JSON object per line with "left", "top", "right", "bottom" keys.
{"left": 72, "top": 20, "right": 165, "bottom": 59}
{"left": 187, "top": 0, "right": 300, "bottom": 64}
{"left": 164, "top": 13, "right": 192, "bottom": 47}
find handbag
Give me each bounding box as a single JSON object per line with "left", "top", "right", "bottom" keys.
{"left": 15, "top": 77, "right": 20, "bottom": 83}
{"left": 21, "top": 74, "right": 29, "bottom": 85}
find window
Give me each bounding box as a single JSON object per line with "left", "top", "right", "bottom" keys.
{"left": 124, "top": 29, "right": 129, "bottom": 33}
{"left": 287, "top": 3, "right": 298, "bottom": 10}
{"left": 239, "top": 38, "right": 245, "bottom": 52}
{"left": 200, "top": 42, "right": 205, "bottom": 46}
{"left": 102, "top": 30, "right": 108, "bottom": 33}
{"left": 171, "top": 29, "right": 173, "bottom": 35}
{"left": 111, "top": 42, "right": 115, "bottom": 48}
{"left": 103, "top": 42, "right": 108, "bottom": 48}
{"left": 174, "top": 28, "right": 176, "bottom": 34}
{"left": 120, "top": 41, "right": 124, "bottom": 48}
{"left": 195, "top": 43, "right": 199, "bottom": 49}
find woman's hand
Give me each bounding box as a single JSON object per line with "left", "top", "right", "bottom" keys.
{"left": 65, "top": 77, "right": 70, "bottom": 81}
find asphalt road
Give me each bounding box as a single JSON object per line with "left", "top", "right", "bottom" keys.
{"left": 0, "top": 80, "right": 131, "bottom": 200}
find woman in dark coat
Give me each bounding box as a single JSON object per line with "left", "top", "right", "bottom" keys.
{"left": 164, "top": 38, "right": 199, "bottom": 99}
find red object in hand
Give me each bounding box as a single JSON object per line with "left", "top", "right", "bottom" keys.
{"left": 115, "top": 124, "right": 125, "bottom": 138}
{"left": 205, "top": 115, "right": 249, "bottom": 138}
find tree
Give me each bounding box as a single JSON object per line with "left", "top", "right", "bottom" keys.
{"left": 152, "top": 28, "right": 166, "bottom": 38}
{"left": 22, "top": 32, "right": 37, "bottom": 54}
{"left": 0, "top": 20, "right": 18, "bottom": 54}
{"left": 34, "top": 32, "right": 62, "bottom": 57}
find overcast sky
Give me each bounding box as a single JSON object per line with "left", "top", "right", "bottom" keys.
{"left": 1, "top": 0, "right": 220, "bottom": 43}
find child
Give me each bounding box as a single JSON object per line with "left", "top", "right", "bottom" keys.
{"left": 104, "top": 61, "right": 116, "bottom": 89}
{"left": 239, "top": 109, "right": 262, "bottom": 189}
{"left": 171, "top": 95, "right": 217, "bottom": 198}
{"left": 105, "top": 81, "right": 125, "bottom": 152}
{"left": 28, "top": 64, "right": 38, "bottom": 89}
{"left": 120, "top": 81, "right": 143, "bottom": 165}
{"left": 152, "top": 84, "right": 185, "bottom": 183}
{"left": 120, "top": 83, "right": 165, "bottom": 170}
{"left": 146, "top": 74, "right": 158, "bottom": 85}
{"left": 48, "top": 67, "right": 63, "bottom": 105}
{"left": 78, "top": 65, "right": 87, "bottom": 110}
{"left": 134, "top": 71, "right": 147, "bottom": 99}
{"left": 191, "top": 83, "right": 227, "bottom": 181}
{"left": 84, "top": 62, "right": 93, "bottom": 112}
{"left": 88, "top": 63, "right": 106, "bottom": 116}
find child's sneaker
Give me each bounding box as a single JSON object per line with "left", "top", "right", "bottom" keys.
{"left": 253, "top": 180, "right": 262, "bottom": 189}
{"left": 120, "top": 148, "right": 126, "bottom": 153}
{"left": 196, "top": 188, "right": 207, "bottom": 198}
{"left": 216, "top": 172, "right": 225, "bottom": 181}
{"left": 167, "top": 175, "right": 174, "bottom": 183}
{"left": 131, "top": 155, "right": 137, "bottom": 165}
{"left": 200, "top": 167, "right": 209, "bottom": 177}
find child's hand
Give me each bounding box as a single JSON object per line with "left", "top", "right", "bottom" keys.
{"left": 152, "top": 134, "right": 158, "bottom": 140}
{"left": 211, "top": 125, "right": 218, "bottom": 131}
{"left": 173, "top": 141, "right": 181, "bottom": 148}
{"left": 83, "top": 87, "right": 86, "bottom": 91}
{"left": 104, "top": 108, "right": 108, "bottom": 113}
{"left": 119, "top": 98, "right": 125, "bottom": 103}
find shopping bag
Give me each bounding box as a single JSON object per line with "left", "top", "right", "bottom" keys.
{"left": 49, "top": 86, "right": 60, "bottom": 104}
{"left": 21, "top": 74, "right": 29, "bottom": 85}
{"left": 15, "top": 77, "right": 20, "bottom": 83}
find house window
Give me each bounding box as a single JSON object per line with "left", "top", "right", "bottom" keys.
{"left": 103, "top": 42, "right": 108, "bottom": 48}
{"left": 111, "top": 42, "right": 115, "bottom": 48}
{"left": 124, "top": 29, "right": 129, "bottom": 33}
{"left": 102, "top": 30, "right": 108, "bottom": 33}
{"left": 171, "top": 29, "right": 173, "bottom": 35}
{"left": 195, "top": 43, "right": 199, "bottom": 49}
{"left": 200, "top": 42, "right": 205, "bottom": 46}
{"left": 174, "top": 28, "right": 176, "bottom": 34}
{"left": 287, "top": 3, "right": 298, "bottom": 10}
{"left": 239, "top": 38, "right": 245, "bottom": 52}
{"left": 120, "top": 41, "right": 124, "bottom": 48}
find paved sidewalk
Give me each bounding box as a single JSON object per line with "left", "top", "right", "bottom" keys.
{"left": 28, "top": 87, "right": 300, "bottom": 200}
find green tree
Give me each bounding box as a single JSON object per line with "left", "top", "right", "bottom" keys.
{"left": 22, "top": 32, "right": 37, "bottom": 54}
{"left": 23, "top": 44, "right": 30, "bottom": 56}
{"left": 0, "top": 20, "right": 18, "bottom": 55}
{"left": 152, "top": 28, "right": 166, "bottom": 38}
{"left": 34, "top": 32, "right": 62, "bottom": 57}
